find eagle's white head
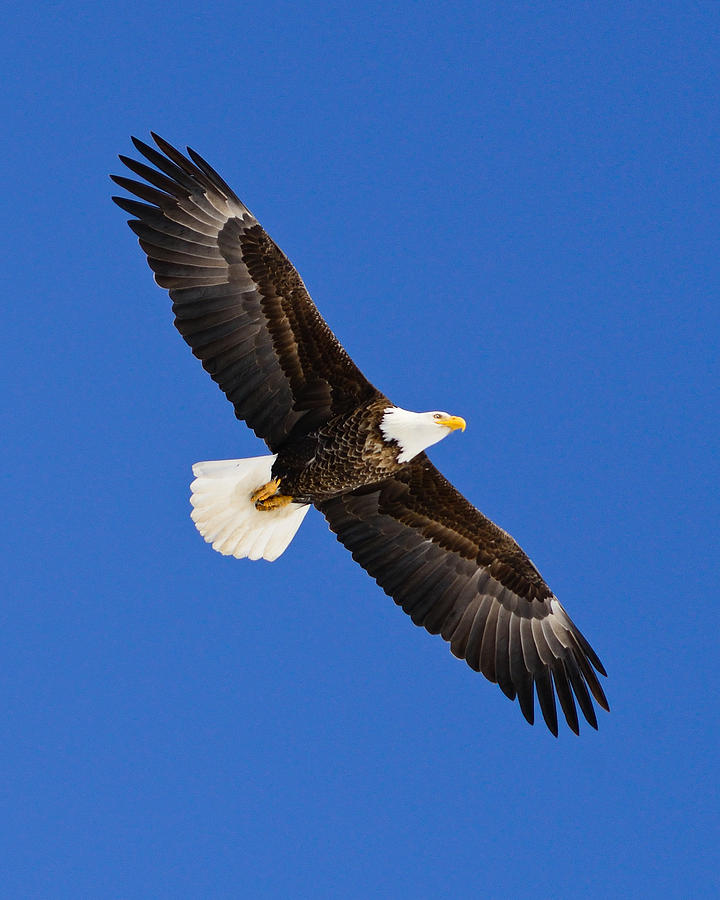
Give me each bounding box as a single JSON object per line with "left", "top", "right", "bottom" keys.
{"left": 379, "top": 407, "right": 466, "bottom": 463}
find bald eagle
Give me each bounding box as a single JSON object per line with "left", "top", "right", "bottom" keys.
{"left": 112, "top": 134, "right": 608, "bottom": 736}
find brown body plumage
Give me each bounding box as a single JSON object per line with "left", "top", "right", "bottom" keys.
{"left": 272, "top": 396, "right": 406, "bottom": 503}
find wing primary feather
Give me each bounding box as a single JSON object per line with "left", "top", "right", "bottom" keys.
{"left": 187, "top": 145, "right": 243, "bottom": 202}
{"left": 509, "top": 615, "right": 535, "bottom": 724}
{"left": 150, "top": 133, "right": 225, "bottom": 196}
{"left": 534, "top": 667, "right": 559, "bottom": 737}
{"left": 551, "top": 662, "right": 579, "bottom": 735}
{"left": 112, "top": 178, "right": 220, "bottom": 235}
{"left": 569, "top": 635, "right": 610, "bottom": 711}
{"left": 563, "top": 654, "right": 598, "bottom": 729}
{"left": 118, "top": 154, "right": 191, "bottom": 201}
{"left": 130, "top": 135, "right": 202, "bottom": 191}
{"left": 479, "top": 601, "right": 500, "bottom": 682}
{"left": 531, "top": 617, "right": 554, "bottom": 666}
{"left": 110, "top": 174, "right": 175, "bottom": 207}
{"left": 540, "top": 615, "right": 567, "bottom": 658}
{"left": 120, "top": 201, "right": 214, "bottom": 242}
{"left": 573, "top": 628, "right": 607, "bottom": 677}
{"left": 494, "top": 605, "right": 515, "bottom": 700}
{"left": 520, "top": 617, "right": 541, "bottom": 672}
{"left": 112, "top": 194, "right": 156, "bottom": 218}
{"left": 551, "top": 600, "right": 607, "bottom": 676}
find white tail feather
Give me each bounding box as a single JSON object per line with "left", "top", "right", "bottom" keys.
{"left": 189, "top": 455, "right": 309, "bottom": 562}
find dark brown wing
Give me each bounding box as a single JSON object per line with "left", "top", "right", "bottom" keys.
{"left": 112, "top": 134, "right": 380, "bottom": 450}
{"left": 318, "top": 454, "right": 608, "bottom": 735}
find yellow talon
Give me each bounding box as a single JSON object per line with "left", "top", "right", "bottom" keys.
{"left": 255, "top": 494, "right": 294, "bottom": 511}
{"left": 250, "top": 477, "right": 282, "bottom": 504}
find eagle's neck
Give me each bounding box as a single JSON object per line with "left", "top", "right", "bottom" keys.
{"left": 379, "top": 407, "right": 448, "bottom": 463}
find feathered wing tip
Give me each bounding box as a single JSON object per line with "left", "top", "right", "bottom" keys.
{"left": 189, "top": 456, "right": 310, "bottom": 561}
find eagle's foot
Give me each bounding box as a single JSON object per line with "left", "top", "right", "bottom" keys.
{"left": 255, "top": 493, "right": 294, "bottom": 511}
{"left": 250, "top": 478, "right": 282, "bottom": 504}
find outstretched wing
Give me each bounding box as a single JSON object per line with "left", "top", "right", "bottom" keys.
{"left": 112, "top": 134, "right": 380, "bottom": 451}
{"left": 318, "top": 455, "right": 608, "bottom": 735}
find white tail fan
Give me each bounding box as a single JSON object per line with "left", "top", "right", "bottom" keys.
{"left": 189, "top": 455, "right": 310, "bottom": 561}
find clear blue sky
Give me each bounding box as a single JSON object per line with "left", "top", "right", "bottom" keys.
{"left": 3, "top": 2, "right": 718, "bottom": 897}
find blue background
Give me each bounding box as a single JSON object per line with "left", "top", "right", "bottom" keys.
{"left": 3, "top": 2, "right": 718, "bottom": 897}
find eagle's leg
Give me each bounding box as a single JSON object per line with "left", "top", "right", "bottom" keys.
{"left": 251, "top": 478, "right": 294, "bottom": 510}
{"left": 250, "top": 478, "right": 281, "bottom": 504}
{"left": 255, "top": 493, "right": 294, "bottom": 511}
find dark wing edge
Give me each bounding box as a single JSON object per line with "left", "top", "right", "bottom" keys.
{"left": 318, "top": 454, "right": 609, "bottom": 736}
{"left": 111, "top": 133, "right": 380, "bottom": 450}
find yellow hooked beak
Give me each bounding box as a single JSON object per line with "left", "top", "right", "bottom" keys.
{"left": 436, "top": 414, "right": 466, "bottom": 432}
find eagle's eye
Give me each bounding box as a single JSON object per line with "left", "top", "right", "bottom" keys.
{"left": 433, "top": 413, "right": 442, "bottom": 420}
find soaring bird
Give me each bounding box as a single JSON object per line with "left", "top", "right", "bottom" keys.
{"left": 112, "top": 134, "right": 609, "bottom": 735}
